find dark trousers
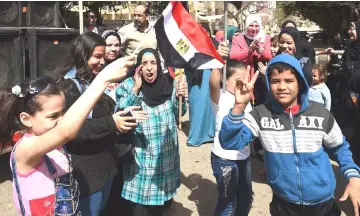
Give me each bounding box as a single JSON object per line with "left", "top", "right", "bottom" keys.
{"left": 101, "top": 133, "right": 134, "bottom": 216}
{"left": 211, "top": 153, "right": 253, "bottom": 216}
{"left": 270, "top": 194, "right": 341, "bottom": 216}
{"left": 131, "top": 199, "right": 173, "bottom": 216}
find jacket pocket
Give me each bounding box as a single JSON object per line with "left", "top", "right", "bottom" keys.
{"left": 302, "top": 167, "right": 332, "bottom": 203}
{"left": 269, "top": 168, "right": 299, "bottom": 202}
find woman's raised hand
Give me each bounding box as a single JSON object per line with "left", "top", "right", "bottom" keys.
{"left": 234, "top": 65, "right": 259, "bottom": 105}
{"left": 218, "top": 42, "right": 229, "bottom": 58}
{"left": 258, "top": 62, "right": 267, "bottom": 76}
{"left": 176, "top": 79, "right": 187, "bottom": 98}
{"left": 133, "top": 65, "right": 143, "bottom": 94}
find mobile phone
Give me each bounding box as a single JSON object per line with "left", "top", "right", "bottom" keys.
{"left": 122, "top": 110, "right": 137, "bottom": 123}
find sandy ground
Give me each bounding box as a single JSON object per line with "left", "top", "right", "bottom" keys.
{"left": 0, "top": 41, "right": 354, "bottom": 215}
{"left": 0, "top": 111, "right": 354, "bottom": 216}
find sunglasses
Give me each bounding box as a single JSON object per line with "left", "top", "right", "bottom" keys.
{"left": 88, "top": 15, "right": 95, "bottom": 19}
{"left": 22, "top": 77, "right": 56, "bottom": 100}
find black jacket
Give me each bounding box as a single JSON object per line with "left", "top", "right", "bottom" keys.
{"left": 60, "top": 78, "right": 119, "bottom": 197}
{"left": 299, "top": 38, "right": 315, "bottom": 64}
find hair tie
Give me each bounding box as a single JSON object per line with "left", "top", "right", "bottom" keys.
{"left": 12, "top": 85, "right": 23, "bottom": 98}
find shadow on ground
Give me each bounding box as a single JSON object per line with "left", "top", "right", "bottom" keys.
{"left": 171, "top": 172, "right": 217, "bottom": 216}
{"left": 332, "top": 162, "right": 354, "bottom": 216}
{"left": 0, "top": 153, "right": 12, "bottom": 183}
{"left": 181, "top": 120, "right": 190, "bottom": 138}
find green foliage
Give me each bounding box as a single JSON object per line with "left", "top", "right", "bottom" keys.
{"left": 278, "top": 1, "right": 360, "bottom": 34}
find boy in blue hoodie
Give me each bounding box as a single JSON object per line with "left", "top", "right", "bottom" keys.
{"left": 219, "top": 53, "right": 360, "bottom": 216}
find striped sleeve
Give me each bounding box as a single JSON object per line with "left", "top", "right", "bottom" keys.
{"left": 324, "top": 117, "right": 360, "bottom": 179}
{"left": 218, "top": 109, "right": 258, "bottom": 151}
{"left": 323, "top": 120, "right": 343, "bottom": 148}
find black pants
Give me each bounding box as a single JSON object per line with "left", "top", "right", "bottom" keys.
{"left": 101, "top": 133, "right": 134, "bottom": 216}
{"left": 131, "top": 199, "right": 173, "bottom": 216}
{"left": 270, "top": 194, "right": 341, "bottom": 216}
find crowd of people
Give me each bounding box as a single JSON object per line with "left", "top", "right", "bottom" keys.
{"left": 2, "top": 3, "right": 360, "bottom": 216}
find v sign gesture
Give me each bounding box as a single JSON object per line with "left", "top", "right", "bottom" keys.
{"left": 232, "top": 65, "right": 259, "bottom": 115}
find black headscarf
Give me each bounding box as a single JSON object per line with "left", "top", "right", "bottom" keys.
{"left": 278, "top": 27, "right": 313, "bottom": 86}
{"left": 279, "top": 27, "right": 302, "bottom": 59}
{"left": 101, "top": 30, "right": 121, "bottom": 42}
{"left": 348, "top": 20, "right": 360, "bottom": 61}
{"left": 281, "top": 21, "right": 315, "bottom": 63}
{"left": 281, "top": 20, "right": 297, "bottom": 29}
{"left": 136, "top": 48, "right": 173, "bottom": 107}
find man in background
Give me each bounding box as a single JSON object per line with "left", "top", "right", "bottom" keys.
{"left": 118, "top": 4, "right": 157, "bottom": 57}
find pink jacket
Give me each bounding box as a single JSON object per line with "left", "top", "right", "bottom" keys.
{"left": 230, "top": 34, "right": 272, "bottom": 80}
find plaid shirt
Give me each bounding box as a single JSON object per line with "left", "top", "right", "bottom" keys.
{"left": 116, "top": 77, "right": 186, "bottom": 205}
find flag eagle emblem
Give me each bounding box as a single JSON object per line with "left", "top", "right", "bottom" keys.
{"left": 176, "top": 38, "right": 190, "bottom": 55}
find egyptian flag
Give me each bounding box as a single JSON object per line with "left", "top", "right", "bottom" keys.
{"left": 155, "top": 1, "right": 225, "bottom": 70}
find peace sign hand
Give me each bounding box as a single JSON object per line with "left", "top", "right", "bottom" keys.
{"left": 234, "top": 65, "right": 259, "bottom": 106}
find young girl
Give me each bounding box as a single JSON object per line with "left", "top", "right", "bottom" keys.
{"left": 209, "top": 60, "right": 254, "bottom": 216}
{"left": 309, "top": 64, "right": 332, "bottom": 111}
{"left": 0, "top": 56, "right": 135, "bottom": 215}
{"left": 270, "top": 36, "right": 279, "bottom": 57}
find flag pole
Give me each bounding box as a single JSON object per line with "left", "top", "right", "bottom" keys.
{"left": 177, "top": 69, "right": 184, "bottom": 130}
{"left": 222, "top": 1, "right": 228, "bottom": 93}
{"left": 79, "top": 0, "right": 84, "bottom": 34}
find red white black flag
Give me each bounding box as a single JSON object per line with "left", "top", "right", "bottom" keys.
{"left": 155, "top": 1, "right": 225, "bottom": 70}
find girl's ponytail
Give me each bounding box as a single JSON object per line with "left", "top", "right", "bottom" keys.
{"left": 0, "top": 87, "right": 23, "bottom": 146}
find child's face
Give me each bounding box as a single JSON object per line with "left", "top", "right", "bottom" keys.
{"left": 226, "top": 68, "right": 247, "bottom": 94}
{"left": 269, "top": 69, "right": 299, "bottom": 108}
{"left": 312, "top": 69, "right": 322, "bottom": 85}
{"left": 271, "top": 44, "right": 279, "bottom": 57}
{"left": 23, "top": 94, "right": 65, "bottom": 136}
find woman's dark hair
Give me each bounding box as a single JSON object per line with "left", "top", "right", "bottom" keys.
{"left": 226, "top": 60, "right": 246, "bottom": 79}
{"left": 201, "top": 23, "right": 211, "bottom": 36}
{"left": 0, "top": 77, "right": 61, "bottom": 145}
{"left": 281, "top": 20, "right": 297, "bottom": 29}
{"left": 58, "top": 32, "right": 106, "bottom": 83}
{"left": 101, "top": 30, "right": 121, "bottom": 42}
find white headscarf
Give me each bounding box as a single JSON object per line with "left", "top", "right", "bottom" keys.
{"left": 243, "top": 14, "right": 265, "bottom": 42}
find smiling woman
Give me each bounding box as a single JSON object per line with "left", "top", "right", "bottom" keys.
{"left": 101, "top": 30, "right": 122, "bottom": 66}
{"left": 55, "top": 32, "right": 141, "bottom": 216}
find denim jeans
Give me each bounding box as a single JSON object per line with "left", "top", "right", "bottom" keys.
{"left": 211, "top": 153, "right": 253, "bottom": 216}
{"left": 79, "top": 178, "right": 113, "bottom": 216}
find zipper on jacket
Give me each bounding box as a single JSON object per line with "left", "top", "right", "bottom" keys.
{"left": 288, "top": 111, "right": 303, "bottom": 205}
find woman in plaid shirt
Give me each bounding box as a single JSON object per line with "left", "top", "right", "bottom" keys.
{"left": 115, "top": 48, "right": 187, "bottom": 216}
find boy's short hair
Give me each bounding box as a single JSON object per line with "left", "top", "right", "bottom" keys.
{"left": 313, "top": 64, "right": 327, "bottom": 82}
{"left": 267, "top": 62, "right": 303, "bottom": 87}
{"left": 226, "top": 60, "right": 247, "bottom": 79}
{"left": 267, "top": 62, "right": 296, "bottom": 76}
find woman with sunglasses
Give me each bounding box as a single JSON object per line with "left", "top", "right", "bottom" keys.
{"left": 0, "top": 56, "right": 135, "bottom": 215}
{"left": 57, "top": 32, "right": 148, "bottom": 215}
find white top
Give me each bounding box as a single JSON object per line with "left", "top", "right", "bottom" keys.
{"left": 211, "top": 90, "right": 252, "bottom": 160}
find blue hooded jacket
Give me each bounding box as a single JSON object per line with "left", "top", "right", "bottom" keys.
{"left": 219, "top": 54, "right": 360, "bottom": 205}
